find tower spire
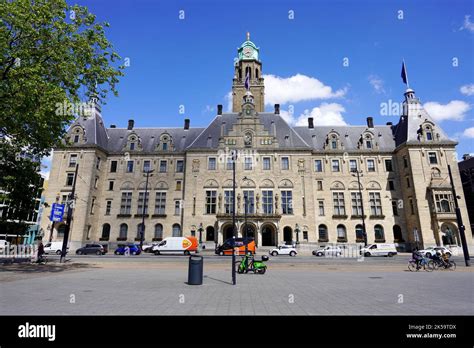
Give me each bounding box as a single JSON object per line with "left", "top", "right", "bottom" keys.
{"left": 246, "top": 31, "right": 250, "bottom": 41}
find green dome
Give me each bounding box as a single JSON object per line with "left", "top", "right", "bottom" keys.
{"left": 237, "top": 32, "right": 259, "bottom": 61}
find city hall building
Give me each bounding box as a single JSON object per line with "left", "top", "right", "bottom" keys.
{"left": 40, "top": 35, "right": 473, "bottom": 252}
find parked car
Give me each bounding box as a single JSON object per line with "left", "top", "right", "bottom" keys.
{"left": 44, "top": 241, "right": 69, "bottom": 255}
{"left": 142, "top": 242, "right": 158, "bottom": 253}
{"left": 76, "top": 243, "right": 105, "bottom": 255}
{"left": 419, "top": 246, "right": 452, "bottom": 258}
{"left": 115, "top": 244, "right": 141, "bottom": 255}
{"left": 360, "top": 243, "right": 397, "bottom": 257}
{"left": 215, "top": 237, "right": 256, "bottom": 256}
{"left": 269, "top": 245, "right": 297, "bottom": 257}
{"left": 152, "top": 237, "right": 198, "bottom": 255}
{"left": 313, "top": 245, "right": 343, "bottom": 257}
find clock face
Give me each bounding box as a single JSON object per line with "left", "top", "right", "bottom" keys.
{"left": 243, "top": 47, "right": 253, "bottom": 58}
{"left": 245, "top": 107, "right": 251, "bottom": 115}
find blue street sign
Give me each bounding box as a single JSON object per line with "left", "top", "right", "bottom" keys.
{"left": 50, "top": 203, "right": 65, "bottom": 222}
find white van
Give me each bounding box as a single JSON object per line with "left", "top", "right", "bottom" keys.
{"left": 361, "top": 243, "right": 397, "bottom": 257}
{"left": 44, "top": 241, "right": 67, "bottom": 255}
{"left": 152, "top": 236, "right": 198, "bottom": 255}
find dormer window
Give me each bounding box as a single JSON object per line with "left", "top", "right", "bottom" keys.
{"left": 327, "top": 133, "right": 340, "bottom": 150}
{"left": 366, "top": 140, "right": 372, "bottom": 149}
{"left": 162, "top": 142, "right": 168, "bottom": 150}
{"left": 331, "top": 140, "right": 337, "bottom": 149}
{"left": 73, "top": 135, "right": 79, "bottom": 143}
{"left": 421, "top": 123, "right": 435, "bottom": 142}
{"left": 130, "top": 142, "right": 135, "bottom": 150}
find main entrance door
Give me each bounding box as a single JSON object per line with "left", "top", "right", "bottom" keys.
{"left": 223, "top": 224, "right": 234, "bottom": 241}
{"left": 261, "top": 224, "right": 276, "bottom": 246}
{"left": 283, "top": 226, "right": 293, "bottom": 245}
{"left": 242, "top": 223, "right": 256, "bottom": 239}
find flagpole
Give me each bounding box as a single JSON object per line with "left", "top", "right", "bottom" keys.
{"left": 403, "top": 59, "right": 410, "bottom": 89}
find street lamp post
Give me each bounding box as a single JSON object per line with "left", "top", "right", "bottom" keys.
{"left": 352, "top": 168, "right": 367, "bottom": 246}
{"left": 295, "top": 224, "right": 300, "bottom": 246}
{"left": 198, "top": 223, "right": 203, "bottom": 248}
{"left": 243, "top": 176, "right": 249, "bottom": 258}
{"left": 231, "top": 150, "right": 237, "bottom": 285}
{"left": 140, "top": 168, "right": 154, "bottom": 251}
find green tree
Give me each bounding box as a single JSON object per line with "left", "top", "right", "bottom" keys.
{"left": 0, "top": 0, "right": 124, "bottom": 234}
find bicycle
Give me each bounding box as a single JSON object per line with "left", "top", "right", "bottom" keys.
{"left": 432, "top": 258, "right": 456, "bottom": 271}
{"left": 36, "top": 255, "right": 48, "bottom": 265}
{"left": 408, "top": 257, "right": 434, "bottom": 272}
{"left": 235, "top": 253, "right": 268, "bottom": 274}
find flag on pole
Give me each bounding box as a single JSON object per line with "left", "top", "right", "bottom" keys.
{"left": 401, "top": 61, "right": 409, "bottom": 86}
{"left": 244, "top": 71, "right": 250, "bottom": 91}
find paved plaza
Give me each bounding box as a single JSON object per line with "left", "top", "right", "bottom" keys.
{"left": 0, "top": 255, "right": 473, "bottom": 315}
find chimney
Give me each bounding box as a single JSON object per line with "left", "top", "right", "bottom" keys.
{"left": 184, "top": 118, "right": 190, "bottom": 130}
{"left": 127, "top": 119, "right": 134, "bottom": 130}
{"left": 217, "top": 104, "right": 223, "bottom": 115}
{"left": 367, "top": 117, "right": 374, "bottom": 128}
{"left": 274, "top": 104, "right": 280, "bottom": 115}
{"left": 386, "top": 122, "right": 392, "bottom": 126}
{"left": 462, "top": 154, "right": 472, "bottom": 161}
{"left": 110, "top": 124, "right": 116, "bottom": 128}
{"left": 308, "top": 117, "right": 314, "bottom": 129}
{"left": 221, "top": 121, "right": 226, "bottom": 136}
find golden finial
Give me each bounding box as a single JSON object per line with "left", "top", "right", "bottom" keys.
{"left": 246, "top": 32, "right": 250, "bottom": 41}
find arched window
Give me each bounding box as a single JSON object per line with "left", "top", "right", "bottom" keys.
{"left": 318, "top": 224, "right": 328, "bottom": 242}
{"left": 337, "top": 224, "right": 347, "bottom": 242}
{"left": 393, "top": 225, "right": 403, "bottom": 242}
{"left": 355, "top": 224, "right": 364, "bottom": 242}
{"left": 206, "top": 226, "right": 215, "bottom": 242}
{"left": 101, "top": 224, "right": 110, "bottom": 240}
{"left": 172, "top": 224, "right": 181, "bottom": 237}
{"left": 245, "top": 66, "right": 252, "bottom": 79}
{"left": 374, "top": 224, "right": 385, "bottom": 242}
{"left": 137, "top": 223, "right": 145, "bottom": 239}
{"left": 154, "top": 224, "right": 163, "bottom": 241}
{"left": 119, "top": 224, "right": 128, "bottom": 239}
{"left": 425, "top": 125, "right": 433, "bottom": 141}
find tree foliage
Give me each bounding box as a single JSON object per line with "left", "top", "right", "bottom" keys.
{"left": 0, "top": 0, "right": 123, "bottom": 228}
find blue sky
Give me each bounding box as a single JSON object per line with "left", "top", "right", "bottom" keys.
{"left": 44, "top": 0, "right": 473, "bottom": 174}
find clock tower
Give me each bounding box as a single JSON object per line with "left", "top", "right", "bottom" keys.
{"left": 232, "top": 32, "right": 265, "bottom": 112}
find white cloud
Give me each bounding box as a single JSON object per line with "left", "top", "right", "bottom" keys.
{"left": 423, "top": 100, "right": 471, "bottom": 122}
{"left": 368, "top": 75, "right": 385, "bottom": 94}
{"left": 282, "top": 103, "right": 348, "bottom": 126}
{"left": 460, "top": 15, "right": 474, "bottom": 32}
{"left": 263, "top": 74, "right": 347, "bottom": 105}
{"left": 224, "top": 92, "right": 232, "bottom": 112}
{"left": 460, "top": 84, "right": 474, "bottom": 96}
{"left": 462, "top": 127, "right": 474, "bottom": 138}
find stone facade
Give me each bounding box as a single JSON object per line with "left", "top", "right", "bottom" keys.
{"left": 40, "top": 37, "right": 473, "bottom": 253}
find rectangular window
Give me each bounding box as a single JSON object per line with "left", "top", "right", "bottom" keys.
{"left": 317, "top": 180, "right": 323, "bottom": 191}
{"left": 143, "top": 160, "right": 151, "bottom": 172}
{"left": 403, "top": 156, "right": 408, "bottom": 168}
{"left": 176, "top": 180, "right": 182, "bottom": 191}
{"left": 410, "top": 199, "right": 415, "bottom": 215}
{"left": 351, "top": 192, "right": 362, "bottom": 216}
{"left": 108, "top": 181, "right": 114, "bottom": 191}
{"left": 385, "top": 159, "right": 393, "bottom": 172}
{"left": 263, "top": 157, "right": 271, "bottom": 170}
{"left": 205, "top": 190, "right": 217, "bottom": 214}
{"left": 154, "top": 192, "right": 166, "bottom": 215}
{"left": 176, "top": 160, "right": 184, "bottom": 173}
{"left": 226, "top": 156, "right": 233, "bottom": 170}
{"left": 392, "top": 200, "right": 398, "bottom": 216}
{"left": 318, "top": 201, "right": 325, "bottom": 216}
{"left": 130, "top": 142, "right": 135, "bottom": 151}
{"left": 349, "top": 159, "right": 357, "bottom": 172}
{"left": 314, "top": 160, "right": 323, "bottom": 172}
{"left": 96, "top": 157, "right": 101, "bottom": 170}
{"left": 90, "top": 198, "right": 95, "bottom": 214}
{"left": 262, "top": 190, "right": 273, "bottom": 214}
{"left": 208, "top": 157, "right": 216, "bottom": 170}
{"left": 366, "top": 140, "right": 372, "bottom": 149}
{"left": 66, "top": 173, "right": 74, "bottom": 186}
{"left": 137, "top": 192, "right": 149, "bottom": 215}
{"left": 120, "top": 192, "right": 132, "bottom": 215}
{"left": 224, "top": 190, "right": 234, "bottom": 214}
{"left": 427, "top": 132, "right": 433, "bottom": 140}
{"left": 110, "top": 160, "right": 117, "bottom": 173}
{"left": 406, "top": 177, "right": 411, "bottom": 188}
{"left": 243, "top": 190, "right": 255, "bottom": 214}
{"left": 73, "top": 135, "right": 79, "bottom": 143}
{"left": 244, "top": 157, "right": 253, "bottom": 170}
{"left": 369, "top": 192, "right": 382, "bottom": 216}
{"left": 331, "top": 159, "right": 340, "bottom": 172}
{"left": 159, "top": 160, "right": 167, "bottom": 173}
{"left": 333, "top": 192, "right": 345, "bottom": 216}
{"left": 367, "top": 159, "right": 375, "bottom": 172}
{"left": 162, "top": 143, "right": 168, "bottom": 151}
{"left": 105, "top": 200, "right": 112, "bottom": 215}
{"left": 281, "top": 190, "right": 293, "bottom": 214}
{"left": 174, "top": 200, "right": 181, "bottom": 215}
{"left": 94, "top": 177, "right": 98, "bottom": 189}
{"left": 388, "top": 180, "right": 395, "bottom": 191}
{"left": 69, "top": 154, "right": 77, "bottom": 167}
{"left": 434, "top": 193, "right": 454, "bottom": 213}
{"left": 126, "top": 160, "right": 134, "bottom": 173}
{"left": 331, "top": 140, "right": 337, "bottom": 149}
{"left": 428, "top": 152, "right": 438, "bottom": 164}
{"left": 281, "top": 157, "right": 289, "bottom": 170}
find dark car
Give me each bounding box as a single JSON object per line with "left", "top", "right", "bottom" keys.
{"left": 76, "top": 243, "right": 106, "bottom": 255}
{"left": 114, "top": 244, "right": 141, "bottom": 255}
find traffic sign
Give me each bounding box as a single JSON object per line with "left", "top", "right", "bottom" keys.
{"left": 50, "top": 203, "right": 65, "bottom": 222}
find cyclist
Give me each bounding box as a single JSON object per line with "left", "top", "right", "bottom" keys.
{"left": 441, "top": 251, "right": 450, "bottom": 267}
{"left": 412, "top": 247, "right": 423, "bottom": 270}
